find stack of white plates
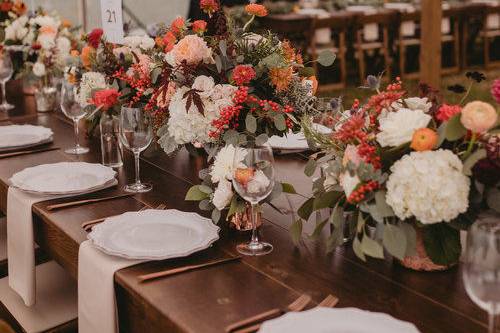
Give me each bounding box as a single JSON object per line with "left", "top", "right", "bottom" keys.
{"left": 88, "top": 209, "right": 220, "bottom": 260}
{"left": 259, "top": 308, "right": 420, "bottom": 333}
{"left": 268, "top": 123, "right": 332, "bottom": 151}
{"left": 9, "top": 162, "right": 117, "bottom": 195}
{"left": 0, "top": 125, "right": 53, "bottom": 152}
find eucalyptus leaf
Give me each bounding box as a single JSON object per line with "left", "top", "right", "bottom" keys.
{"left": 422, "top": 223, "right": 461, "bottom": 266}
{"left": 445, "top": 114, "right": 467, "bottom": 141}
{"left": 199, "top": 199, "right": 212, "bottom": 211}
{"left": 304, "top": 159, "right": 317, "bottom": 177}
{"left": 310, "top": 219, "right": 328, "bottom": 240}
{"left": 151, "top": 67, "right": 162, "bottom": 84}
{"left": 198, "top": 185, "right": 213, "bottom": 194}
{"left": 245, "top": 114, "right": 257, "bottom": 133}
{"left": 382, "top": 223, "right": 407, "bottom": 260}
{"left": 223, "top": 129, "right": 239, "bottom": 145}
{"left": 317, "top": 50, "right": 336, "bottom": 67}
{"left": 298, "top": 66, "right": 315, "bottom": 77}
{"left": 313, "top": 191, "right": 342, "bottom": 211}
{"left": 361, "top": 234, "right": 384, "bottom": 259}
{"left": 273, "top": 113, "right": 287, "bottom": 131}
{"left": 290, "top": 219, "right": 303, "bottom": 245}
{"left": 326, "top": 228, "right": 343, "bottom": 253}
{"left": 463, "top": 149, "right": 487, "bottom": 176}
{"left": 185, "top": 186, "right": 209, "bottom": 201}
{"left": 282, "top": 183, "right": 297, "bottom": 194}
{"left": 211, "top": 208, "right": 221, "bottom": 223}
{"left": 329, "top": 203, "right": 344, "bottom": 228}
{"left": 352, "top": 236, "right": 366, "bottom": 262}
{"left": 400, "top": 223, "right": 417, "bottom": 257}
{"left": 298, "top": 198, "right": 314, "bottom": 220}
{"left": 255, "top": 133, "right": 268, "bottom": 146}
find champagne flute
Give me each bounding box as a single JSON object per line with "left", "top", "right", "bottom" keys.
{"left": 463, "top": 220, "right": 500, "bottom": 333}
{"left": 60, "top": 82, "right": 90, "bottom": 155}
{"left": 0, "top": 51, "right": 14, "bottom": 111}
{"left": 119, "top": 106, "right": 153, "bottom": 193}
{"left": 232, "top": 144, "right": 275, "bottom": 256}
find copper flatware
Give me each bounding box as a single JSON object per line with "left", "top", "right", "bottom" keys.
{"left": 81, "top": 203, "right": 166, "bottom": 231}
{"left": 317, "top": 294, "right": 339, "bottom": 308}
{"left": 46, "top": 193, "right": 134, "bottom": 211}
{"left": 0, "top": 147, "right": 59, "bottom": 159}
{"left": 226, "top": 294, "right": 311, "bottom": 333}
{"left": 138, "top": 256, "right": 242, "bottom": 283}
{"left": 232, "top": 294, "right": 338, "bottom": 333}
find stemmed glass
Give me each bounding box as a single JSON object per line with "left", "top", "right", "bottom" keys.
{"left": 0, "top": 51, "right": 14, "bottom": 111}
{"left": 119, "top": 106, "right": 153, "bottom": 193}
{"left": 232, "top": 144, "right": 275, "bottom": 256}
{"left": 463, "top": 220, "right": 500, "bottom": 333}
{"left": 60, "top": 82, "right": 90, "bottom": 155}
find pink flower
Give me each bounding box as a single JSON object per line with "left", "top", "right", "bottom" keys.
{"left": 162, "top": 31, "right": 176, "bottom": 52}
{"left": 460, "top": 101, "right": 498, "bottom": 133}
{"left": 170, "top": 17, "right": 185, "bottom": 36}
{"left": 200, "top": 0, "right": 219, "bottom": 15}
{"left": 90, "top": 89, "right": 120, "bottom": 111}
{"left": 492, "top": 79, "right": 500, "bottom": 104}
{"left": 232, "top": 65, "right": 256, "bottom": 86}
{"left": 169, "top": 34, "right": 212, "bottom": 66}
{"left": 436, "top": 104, "right": 461, "bottom": 122}
{"left": 192, "top": 20, "right": 207, "bottom": 34}
{"left": 342, "top": 144, "right": 363, "bottom": 167}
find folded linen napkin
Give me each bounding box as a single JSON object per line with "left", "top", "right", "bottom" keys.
{"left": 7, "top": 187, "right": 64, "bottom": 306}
{"left": 78, "top": 240, "right": 144, "bottom": 333}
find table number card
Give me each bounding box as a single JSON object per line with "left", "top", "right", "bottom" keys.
{"left": 99, "top": 0, "right": 124, "bottom": 44}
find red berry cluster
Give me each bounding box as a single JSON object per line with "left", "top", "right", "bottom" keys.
{"left": 347, "top": 180, "right": 379, "bottom": 204}
{"left": 333, "top": 113, "right": 367, "bottom": 143}
{"left": 209, "top": 86, "right": 249, "bottom": 138}
{"left": 357, "top": 142, "right": 381, "bottom": 169}
{"left": 112, "top": 66, "right": 152, "bottom": 107}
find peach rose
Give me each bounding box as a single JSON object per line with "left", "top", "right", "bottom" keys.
{"left": 411, "top": 128, "right": 438, "bottom": 151}
{"left": 169, "top": 34, "right": 212, "bottom": 66}
{"left": 460, "top": 101, "right": 498, "bottom": 133}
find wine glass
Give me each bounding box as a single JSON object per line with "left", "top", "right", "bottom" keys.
{"left": 60, "top": 82, "right": 90, "bottom": 155}
{"left": 119, "top": 106, "right": 153, "bottom": 193}
{"left": 463, "top": 220, "right": 500, "bottom": 333}
{"left": 232, "top": 144, "right": 275, "bottom": 256}
{"left": 0, "top": 51, "right": 14, "bottom": 111}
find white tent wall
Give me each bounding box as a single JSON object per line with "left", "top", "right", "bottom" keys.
{"left": 30, "top": 0, "right": 190, "bottom": 33}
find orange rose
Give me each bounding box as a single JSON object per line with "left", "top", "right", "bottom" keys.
{"left": 62, "top": 19, "right": 72, "bottom": 28}
{"left": 80, "top": 46, "right": 95, "bottom": 69}
{"left": 411, "top": 128, "right": 438, "bottom": 151}
{"left": 39, "top": 25, "right": 57, "bottom": 35}
{"left": 245, "top": 4, "right": 268, "bottom": 17}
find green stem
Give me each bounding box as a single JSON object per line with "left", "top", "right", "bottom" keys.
{"left": 243, "top": 15, "right": 255, "bottom": 32}
{"left": 464, "top": 132, "right": 477, "bottom": 159}
{"left": 459, "top": 82, "right": 473, "bottom": 105}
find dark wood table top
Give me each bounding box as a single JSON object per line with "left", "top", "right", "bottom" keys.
{"left": 0, "top": 88, "right": 490, "bottom": 333}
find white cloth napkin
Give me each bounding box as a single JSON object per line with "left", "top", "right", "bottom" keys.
{"left": 78, "top": 240, "right": 144, "bottom": 333}
{"left": 7, "top": 187, "right": 63, "bottom": 306}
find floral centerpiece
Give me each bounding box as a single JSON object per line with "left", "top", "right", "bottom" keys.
{"left": 297, "top": 73, "right": 499, "bottom": 270}
{"left": 0, "top": 0, "right": 28, "bottom": 77}
{"left": 159, "top": 1, "right": 334, "bottom": 227}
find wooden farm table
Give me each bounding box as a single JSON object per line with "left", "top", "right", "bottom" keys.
{"left": 0, "top": 91, "right": 491, "bottom": 333}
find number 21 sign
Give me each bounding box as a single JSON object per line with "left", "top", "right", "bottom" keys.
{"left": 100, "top": 0, "right": 124, "bottom": 44}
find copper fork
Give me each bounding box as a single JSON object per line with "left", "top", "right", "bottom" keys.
{"left": 226, "top": 294, "right": 311, "bottom": 333}
{"left": 232, "top": 294, "right": 338, "bottom": 333}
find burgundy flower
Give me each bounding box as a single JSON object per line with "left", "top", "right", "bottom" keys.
{"left": 87, "top": 28, "right": 103, "bottom": 49}
{"left": 491, "top": 79, "right": 500, "bottom": 104}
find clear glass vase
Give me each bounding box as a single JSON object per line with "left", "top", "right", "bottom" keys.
{"left": 34, "top": 75, "right": 57, "bottom": 113}
{"left": 100, "top": 112, "right": 123, "bottom": 168}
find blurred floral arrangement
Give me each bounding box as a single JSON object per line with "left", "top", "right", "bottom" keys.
{"left": 1, "top": 3, "right": 81, "bottom": 83}
{"left": 296, "top": 73, "right": 499, "bottom": 270}
{"left": 170, "top": 1, "right": 334, "bottom": 226}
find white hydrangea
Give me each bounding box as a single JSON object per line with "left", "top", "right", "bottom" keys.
{"left": 167, "top": 78, "right": 237, "bottom": 146}
{"left": 32, "top": 15, "right": 61, "bottom": 30}
{"left": 37, "top": 33, "right": 56, "bottom": 50}
{"left": 78, "top": 72, "right": 107, "bottom": 107}
{"left": 56, "top": 36, "right": 71, "bottom": 63}
{"left": 376, "top": 108, "right": 431, "bottom": 147}
{"left": 5, "top": 16, "right": 29, "bottom": 42}
{"left": 212, "top": 179, "right": 233, "bottom": 210}
{"left": 386, "top": 149, "right": 470, "bottom": 224}
{"left": 210, "top": 145, "right": 246, "bottom": 184}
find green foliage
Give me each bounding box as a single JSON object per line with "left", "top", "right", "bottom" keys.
{"left": 382, "top": 223, "right": 407, "bottom": 260}
{"left": 317, "top": 50, "right": 336, "bottom": 67}
{"left": 444, "top": 113, "right": 467, "bottom": 141}
{"left": 463, "top": 149, "right": 486, "bottom": 176}
{"left": 185, "top": 186, "right": 210, "bottom": 201}
{"left": 290, "top": 219, "right": 303, "bottom": 245}
{"left": 422, "top": 223, "right": 461, "bottom": 266}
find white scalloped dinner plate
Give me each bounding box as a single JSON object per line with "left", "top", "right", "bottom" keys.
{"left": 9, "top": 162, "right": 117, "bottom": 195}
{"left": 259, "top": 308, "right": 420, "bottom": 333}
{"left": 0, "top": 125, "right": 53, "bottom": 150}
{"left": 268, "top": 123, "right": 332, "bottom": 150}
{"left": 88, "top": 209, "right": 220, "bottom": 260}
